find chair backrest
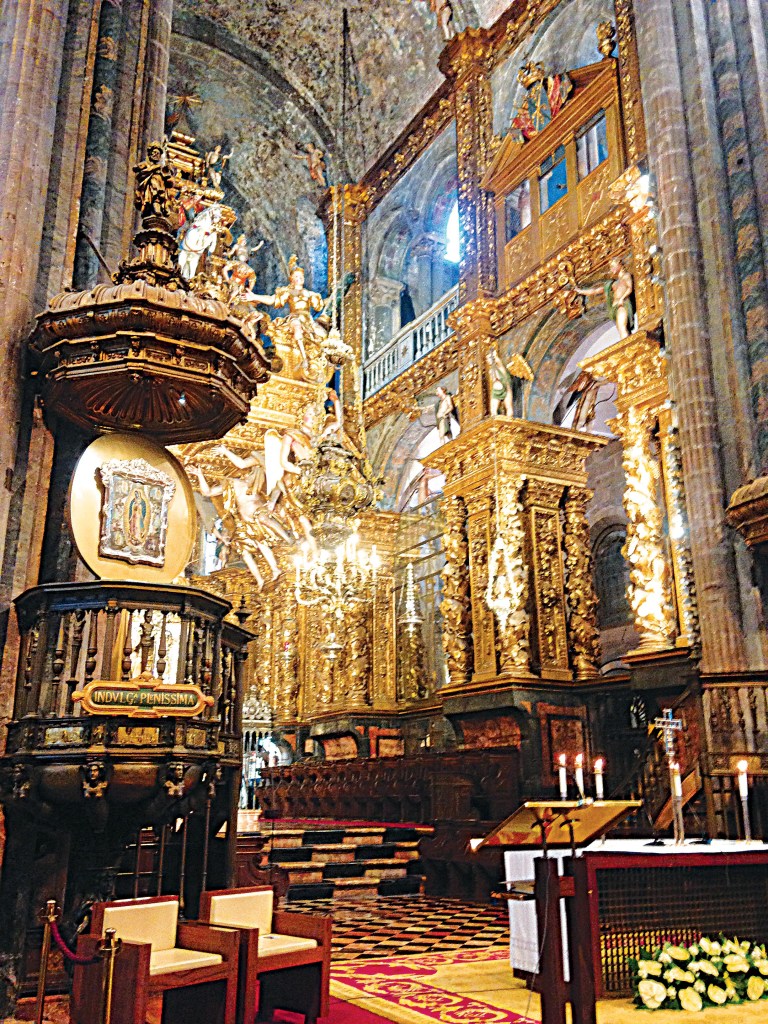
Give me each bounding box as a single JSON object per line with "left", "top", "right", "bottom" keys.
{"left": 206, "top": 889, "right": 274, "bottom": 933}
{"left": 100, "top": 899, "right": 179, "bottom": 952}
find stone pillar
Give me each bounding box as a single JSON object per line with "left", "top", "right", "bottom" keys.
{"left": 72, "top": 0, "right": 123, "bottom": 288}
{"left": 440, "top": 494, "right": 473, "bottom": 687}
{"left": 0, "top": 0, "right": 71, "bottom": 582}
{"left": 610, "top": 405, "right": 678, "bottom": 653}
{"left": 141, "top": 0, "right": 173, "bottom": 153}
{"left": 634, "top": 0, "right": 748, "bottom": 672}
{"left": 439, "top": 28, "right": 496, "bottom": 304}
{"left": 562, "top": 486, "right": 602, "bottom": 680}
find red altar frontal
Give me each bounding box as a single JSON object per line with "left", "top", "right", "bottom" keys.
{"left": 504, "top": 839, "right": 768, "bottom": 998}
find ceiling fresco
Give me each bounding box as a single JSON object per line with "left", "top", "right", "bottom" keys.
{"left": 169, "top": 1, "right": 501, "bottom": 291}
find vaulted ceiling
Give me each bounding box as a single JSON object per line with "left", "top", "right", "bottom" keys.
{"left": 169, "top": 1, "right": 506, "bottom": 288}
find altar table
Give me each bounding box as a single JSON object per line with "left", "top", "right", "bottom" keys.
{"left": 504, "top": 839, "right": 768, "bottom": 996}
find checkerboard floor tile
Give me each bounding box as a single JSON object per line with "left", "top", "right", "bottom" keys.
{"left": 286, "top": 895, "right": 509, "bottom": 961}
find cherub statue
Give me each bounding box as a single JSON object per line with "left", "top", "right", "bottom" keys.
{"left": 430, "top": 0, "right": 456, "bottom": 41}
{"left": 434, "top": 386, "right": 459, "bottom": 442}
{"left": 204, "top": 143, "right": 233, "bottom": 190}
{"left": 249, "top": 255, "right": 327, "bottom": 369}
{"left": 133, "top": 141, "right": 177, "bottom": 223}
{"left": 189, "top": 447, "right": 291, "bottom": 590}
{"left": 290, "top": 142, "right": 327, "bottom": 187}
{"left": 487, "top": 349, "right": 514, "bottom": 417}
{"left": 568, "top": 257, "right": 635, "bottom": 339}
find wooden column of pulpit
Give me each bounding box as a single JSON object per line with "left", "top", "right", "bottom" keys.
{"left": 473, "top": 800, "right": 640, "bottom": 1024}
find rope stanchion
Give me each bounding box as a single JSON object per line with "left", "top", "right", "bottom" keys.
{"left": 99, "top": 929, "right": 121, "bottom": 1024}
{"left": 34, "top": 901, "right": 57, "bottom": 1024}
{"left": 50, "top": 919, "right": 101, "bottom": 965}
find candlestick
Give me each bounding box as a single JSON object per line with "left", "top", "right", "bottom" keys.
{"left": 594, "top": 758, "right": 604, "bottom": 800}
{"left": 737, "top": 760, "right": 752, "bottom": 842}
{"left": 671, "top": 762, "right": 682, "bottom": 798}
{"left": 737, "top": 760, "right": 749, "bottom": 800}
{"left": 574, "top": 753, "right": 585, "bottom": 800}
{"left": 557, "top": 754, "right": 567, "bottom": 800}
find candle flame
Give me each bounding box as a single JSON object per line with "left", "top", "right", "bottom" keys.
{"left": 737, "top": 760, "right": 748, "bottom": 773}
{"left": 594, "top": 758, "right": 604, "bottom": 771}
{"left": 558, "top": 753, "right": 566, "bottom": 766}
{"left": 575, "top": 753, "right": 583, "bottom": 767}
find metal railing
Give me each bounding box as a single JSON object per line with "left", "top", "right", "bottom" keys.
{"left": 363, "top": 285, "right": 459, "bottom": 397}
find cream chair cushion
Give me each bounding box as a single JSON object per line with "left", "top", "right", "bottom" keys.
{"left": 207, "top": 891, "right": 274, "bottom": 935}
{"left": 149, "top": 948, "right": 223, "bottom": 977}
{"left": 257, "top": 934, "right": 317, "bottom": 958}
{"left": 101, "top": 900, "right": 178, "bottom": 952}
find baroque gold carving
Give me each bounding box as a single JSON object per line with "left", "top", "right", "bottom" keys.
{"left": 563, "top": 486, "right": 601, "bottom": 679}
{"left": 611, "top": 406, "right": 677, "bottom": 652}
{"left": 615, "top": 0, "right": 646, "bottom": 163}
{"left": 487, "top": 477, "right": 530, "bottom": 674}
{"left": 440, "top": 494, "right": 473, "bottom": 686}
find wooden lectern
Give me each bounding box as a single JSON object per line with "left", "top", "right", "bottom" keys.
{"left": 473, "top": 800, "right": 640, "bottom": 1024}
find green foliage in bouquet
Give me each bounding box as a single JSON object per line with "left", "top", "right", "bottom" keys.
{"left": 630, "top": 936, "right": 768, "bottom": 1011}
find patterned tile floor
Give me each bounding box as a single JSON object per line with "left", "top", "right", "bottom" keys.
{"left": 287, "top": 895, "right": 510, "bottom": 961}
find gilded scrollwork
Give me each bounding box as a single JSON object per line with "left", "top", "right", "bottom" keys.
{"left": 440, "top": 495, "right": 473, "bottom": 686}
{"left": 662, "top": 423, "right": 701, "bottom": 657}
{"left": 563, "top": 486, "right": 601, "bottom": 678}
{"left": 487, "top": 477, "right": 530, "bottom": 674}
{"left": 612, "top": 407, "right": 677, "bottom": 651}
{"left": 344, "top": 603, "right": 371, "bottom": 706}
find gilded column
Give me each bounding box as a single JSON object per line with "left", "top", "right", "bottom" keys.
{"left": 440, "top": 494, "right": 473, "bottom": 687}
{"left": 450, "top": 298, "right": 493, "bottom": 430}
{"left": 634, "top": 0, "right": 747, "bottom": 671}
{"left": 0, "top": 0, "right": 71, "bottom": 579}
{"left": 488, "top": 476, "right": 531, "bottom": 677}
{"left": 274, "top": 599, "right": 299, "bottom": 723}
{"left": 523, "top": 479, "right": 569, "bottom": 680}
{"left": 611, "top": 406, "right": 677, "bottom": 653}
{"left": 439, "top": 28, "right": 497, "bottom": 303}
{"left": 562, "top": 486, "right": 601, "bottom": 680}
{"left": 344, "top": 603, "right": 371, "bottom": 708}
{"left": 465, "top": 493, "right": 497, "bottom": 680}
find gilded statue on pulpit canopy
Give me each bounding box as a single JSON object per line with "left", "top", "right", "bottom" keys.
{"left": 250, "top": 255, "right": 330, "bottom": 381}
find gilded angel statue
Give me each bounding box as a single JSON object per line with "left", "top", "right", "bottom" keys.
{"left": 248, "top": 255, "right": 328, "bottom": 370}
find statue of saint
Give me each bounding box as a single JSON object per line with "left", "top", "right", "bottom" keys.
{"left": 487, "top": 349, "right": 514, "bottom": 417}
{"left": 569, "top": 258, "right": 635, "bottom": 339}
{"left": 222, "top": 234, "right": 264, "bottom": 303}
{"left": 434, "top": 386, "right": 459, "bottom": 442}
{"left": 249, "top": 255, "right": 327, "bottom": 370}
{"left": 133, "top": 142, "right": 177, "bottom": 222}
{"left": 189, "top": 448, "right": 291, "bottom": 590}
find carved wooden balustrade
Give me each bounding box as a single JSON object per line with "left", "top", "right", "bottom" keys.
{"left": 7, "top": 580, "right": 248, "bottom": 747}
{"left": 255, "top": 746, "right": 521, "bottom": 824}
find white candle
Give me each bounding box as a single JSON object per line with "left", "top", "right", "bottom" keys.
{"left": 558, "top": 754, "right": 567, "bottom": 800}
{"left": 671, "top": 762, "right": 682, "bottom": 798}
{"left": 594, "top": 758, "right": 604, "bottom": 800}
{"left": 575, "top": 753, "right": 585, "bottom": 799}
{"left": 737, "top": 760, "right": 749, "bottom": 800}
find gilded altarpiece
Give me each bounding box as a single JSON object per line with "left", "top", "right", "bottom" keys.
{"left": 581, "top": 330, "right": 699, "bottom": 657}
{"left": 425, "top": 417, "right": 605, "bottom": 695}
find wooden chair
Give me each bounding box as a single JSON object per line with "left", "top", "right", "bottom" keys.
{"left": 199, "top": 885, "right": 331, "bottom": 1024}
{"left": 70, "top": 895, "right": 239, "bottom": 1024}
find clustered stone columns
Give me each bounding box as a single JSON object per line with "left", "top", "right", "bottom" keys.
{"left": 634, "top": 0, "right": 748, "bottom": 673}
{"left": 0, "top": 0, "right": 71, "bottom": 574}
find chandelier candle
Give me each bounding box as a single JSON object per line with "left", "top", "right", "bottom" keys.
{"left": 558, "top": 754, "right": 567, "bottom": 800}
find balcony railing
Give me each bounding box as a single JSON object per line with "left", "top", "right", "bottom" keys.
{"left": 363, "top": 285, "right": 459, "bottom": 398}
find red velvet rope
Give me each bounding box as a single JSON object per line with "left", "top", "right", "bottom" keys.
{"left": 49, "top": 920, "right": 101, "bottom": 965}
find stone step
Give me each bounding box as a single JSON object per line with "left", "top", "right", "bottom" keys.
{"left": 362, "top": 859, "right": 409, "bottom": 879}
{"left": 332, "top": 877, "right": 380, "bottom": 897}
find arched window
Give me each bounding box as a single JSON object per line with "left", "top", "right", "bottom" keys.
{"left": 592, "top": 527, "right": 632, "bottom": 630}
{"left": 445, "top": 201, "right": 460, "bottom": 264}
